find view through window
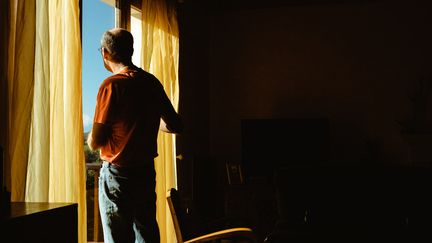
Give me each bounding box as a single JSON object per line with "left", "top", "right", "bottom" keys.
{"left": 131, "top": 6, "right": 142, "bottom": 68}
{"left": 82, "top": 0, "right": 114, "bottom": 242}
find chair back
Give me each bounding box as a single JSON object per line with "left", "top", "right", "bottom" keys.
{"left": 167, "top": 188, "right": 184, "bottom": 243}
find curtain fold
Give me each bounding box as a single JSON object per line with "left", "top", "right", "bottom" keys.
{"left": 140, "top": 0, "right": 180, "bottom": 242}
{"left": 7, "top": 0, "right": 36, "bottom": 202}
{"left": 26, "top": 0, "right": 50, "bottom": 202}
{"left": 5, "top": 1, "right": 86, "bottom": 243}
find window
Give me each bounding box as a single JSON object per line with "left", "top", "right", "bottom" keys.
{"left": 131, "top": 6, "right": 142, "bottom": 68}
{"left": 82, "top": 1, "right": 180, "bottom": 242}
{"left": 82, "top": 0, "right": 115, "bottom": 242}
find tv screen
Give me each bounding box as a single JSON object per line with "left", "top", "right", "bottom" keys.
{"left": 241, "top": 118, "right": 330, "bottom": 180}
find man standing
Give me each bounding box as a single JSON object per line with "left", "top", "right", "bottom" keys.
{"left": 87, "top": 28, "right": 183, "bottom": 243}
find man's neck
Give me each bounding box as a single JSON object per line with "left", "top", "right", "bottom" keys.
{"left": 109, "top": 61, "right": 135, "bottom": 74}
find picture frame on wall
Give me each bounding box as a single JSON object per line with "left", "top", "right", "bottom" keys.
{"left": 226, "top": 163, "right": 244, "bottom": 185}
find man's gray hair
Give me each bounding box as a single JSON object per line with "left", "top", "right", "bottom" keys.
{"left": 101, "top": 28, "right": 134, "bottom": 62}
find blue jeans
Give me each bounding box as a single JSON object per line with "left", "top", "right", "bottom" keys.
{"left": 99, "top": 161, "right": 160, "bottom": 243}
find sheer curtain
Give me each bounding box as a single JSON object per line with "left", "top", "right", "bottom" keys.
{"left": 3, "top": 1, "right": 86, "bottom": 243}
{"left": 140, "top": 0, "right": 180, "bottom": 242}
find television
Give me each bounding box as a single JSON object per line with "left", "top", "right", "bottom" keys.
{"left": 241, "top": 118, "right": 330, "bottom": 180}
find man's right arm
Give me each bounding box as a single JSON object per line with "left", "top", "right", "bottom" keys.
{"left": 89, "top": 81, "right": 114, "bottom": 151}
{"left": 87, "top": 123, "right": 110, "bottom": 151}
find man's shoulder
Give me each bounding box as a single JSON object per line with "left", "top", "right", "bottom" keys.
{"left": 131, "top": 68, "right": 159, "bottom": 82}
{"left": 100, "top": 69, "right": 161, "bottom": 90}
{"left": 99, "top": 73, "right": 131, "bottom": 90}
{"left": 102, "top": 73, "right": 128, "bottom": 85}
{"left": 127, "top": 69, "right": 163, "bottom": 88}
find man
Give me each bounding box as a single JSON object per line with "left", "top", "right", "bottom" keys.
{"left": 87, "top": 28, "right": 183, "bottom": 243}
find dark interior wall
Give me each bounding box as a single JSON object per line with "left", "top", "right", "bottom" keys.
{"left": 205, "top": 0, "right": 432, "bottom": 165}
{"left": 177, "top": 0, "right": 432, "bottom": 220}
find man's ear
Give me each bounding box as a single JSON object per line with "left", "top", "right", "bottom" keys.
{"left": 102, "top": 48, "right": 111, "bottom": 60}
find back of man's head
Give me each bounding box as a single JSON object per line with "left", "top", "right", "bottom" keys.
{"left": 101, "top": 28, "right": 134, "bottom": 63}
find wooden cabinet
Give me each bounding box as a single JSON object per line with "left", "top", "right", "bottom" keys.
{"left": 0, "top": 202, "right": 77, "bottom": 243}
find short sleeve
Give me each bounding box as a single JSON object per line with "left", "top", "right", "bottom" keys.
{"left": 94, "top": 83, "right": 115, "bottom": 125}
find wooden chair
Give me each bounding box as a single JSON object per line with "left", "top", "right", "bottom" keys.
{"left": 167, "top": 188, "right": 258, "bottom": 243}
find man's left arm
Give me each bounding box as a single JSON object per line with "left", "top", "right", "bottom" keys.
{"left": 160, "top": 98, "right": 183, "bottom": 134}
{"left": 157, "top": 81, "right": 183, "bottom": 134}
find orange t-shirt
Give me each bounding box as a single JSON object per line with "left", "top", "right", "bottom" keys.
{"left": 93, "top": 68, "right": 175, "bottom": 167}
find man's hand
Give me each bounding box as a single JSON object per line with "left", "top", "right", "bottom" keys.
{"left": 159, "top": 117, "right": 183, "bottom": 134}
{"left": 87, "top": 131, "right": 94, "bottom": 150}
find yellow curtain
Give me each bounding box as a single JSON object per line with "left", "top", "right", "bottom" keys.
{"left": 4, "top": 1, "right": 86, "bottom": 243}
{"left": 6, "top": 0, "right": 36, "bottom": 202}
{"left": 140, "top": 0, "right": 180, "bottom": 242}
{"left": 0, "top": 0, "right": 7, "bottom": 163}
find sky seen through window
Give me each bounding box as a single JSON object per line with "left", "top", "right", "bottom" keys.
{"left": 82, "top": 0, "right": 114, "bottom": 132}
